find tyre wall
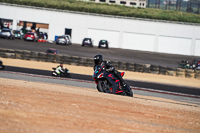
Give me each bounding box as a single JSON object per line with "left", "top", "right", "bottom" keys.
{"left": 0, "top": 48, "right": 199, "bottom": 80}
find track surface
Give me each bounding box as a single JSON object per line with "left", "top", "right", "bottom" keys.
{"left": 1, "top": 71, "right": 200, "bottom": 106}
{"left": 2, "top": 66, "right": 200, "bottom": 97}
{"left": 0, "top": 39, "right": 199, "bottom": 67}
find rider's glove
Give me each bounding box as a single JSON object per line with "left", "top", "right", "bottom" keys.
{"left": 106, "top": 67, "right": 115, "bottom": 72}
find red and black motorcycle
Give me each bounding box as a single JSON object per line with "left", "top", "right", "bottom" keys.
{"left": 93, "top": 65, "right": 133, "bottom": 97}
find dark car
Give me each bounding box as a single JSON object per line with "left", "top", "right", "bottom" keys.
{"left": 13, "top": 30, "right": 23, "bottom": 39}
{"left": 46, "top": 48, "right": 58, "bottom": 55}
{"left": 82, "top": 38, "right": 93, "bottom": 47}
{"left": 98, "top": 40, "right": 109, "bottom": 49}
{"left": 24, "top": 32, "right": 38, "bottom": 42}
{"left": 0, "top": 28, "right": 15, "bottom": 39}
{"left": 178, "top": 60, "right": 190, "bottom": 69}
{"left": 56, "top": 36, "right": 70, "bottom": 45}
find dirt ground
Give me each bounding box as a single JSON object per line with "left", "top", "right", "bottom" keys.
{"left": 0, "top": 58, "right": 200, "bottom": 133}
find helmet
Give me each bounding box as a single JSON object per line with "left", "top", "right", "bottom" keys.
{"left": 60, "top": 64, "right": 63, "bottom": 67}
{"left": 94, "top": 54, "right": 103, "bottom": 65}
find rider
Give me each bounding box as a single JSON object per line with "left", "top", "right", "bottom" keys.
{"left": 93, "top": 54, "right": 127, "bottom": 87}
{"left": 55, "top": 63, "right": 65, "bottom": 75}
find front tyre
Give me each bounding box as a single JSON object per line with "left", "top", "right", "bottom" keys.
{"left": 0, "top": 65, "right": 5, "bottom": 70}
{"left": 97, "top": 80, "right": 110, "bottom": 93}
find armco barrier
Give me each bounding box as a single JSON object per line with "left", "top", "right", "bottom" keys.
{"left": 195, "top": 70, "right": 200, "bottom": 79}
{"left": 150, "top": 65, "right": 159, "bottom": 74}
{"left": 46, "top": 54, "right": 55, "bottom": 62}
{"left": 118, "top": 62, "right": 126, "bottom": 70}
{"left": 15, "top": 50, "right": 23, "bottom": 59}
{"left": 185, "top": 69, "right": 195, "bottom": 78}
{"left": 126, "top": 62, "right": 134, "bottom": 71}
{"left": 30, "top": 51, "right": 39, "bottom": 61}
{"left": 143, "top": 64, "right": 150, "bottom": 73}
{"left": 86, "top": 58, "right": 94, "bottom": 67}
{"left": 61, "top": 55, "right": 72, "bottom": 65}
{"left": 134, "top": 63, "right": 143, "bottom": 72}
{"left": 71, "top": 56, "right": 80, "bottom": 66}
{"left": 23, "top": 50, "right": 31, "bottom": 60}
{"left": 176, "top": 68, "right": 185, "bottom": 77}
{"left": 78, "top": 57, "right": 87, "bottom": 66}
{"left": 54, "top": 55, "right": 62, "bottom": 63}
{"left": 38, "top": 52, "right": 47, "bottom": 62}
{"left": 0, "top": 48, "right": 199, "bottom": 80}
{"left": 110, "top": 61, "right": 119, "bottom": 69}
{"left": 166, "top": 67, "right": 176, "bottom": 76}
{"left": 159, "top": 66, "right": 167, "bottom": 75}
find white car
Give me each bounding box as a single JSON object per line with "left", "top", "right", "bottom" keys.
{"left": 56, "top": 35, "right": 71, "bottom": 45}
{"left": 0, "top": 28, "right": 15, "bottom": 39}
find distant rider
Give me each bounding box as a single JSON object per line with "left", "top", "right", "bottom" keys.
{"left": 93, "top": 54, "right": 127, "bottom": 87}
{"left": 55, "top": 63, "right": 65, "bottom": 75}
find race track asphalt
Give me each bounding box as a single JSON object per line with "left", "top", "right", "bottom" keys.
{"left": 2, "top": 65, "right": 200, "bottom": 97}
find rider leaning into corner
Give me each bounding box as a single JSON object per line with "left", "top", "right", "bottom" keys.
{"left": 55, "top": 63, "right": 65, "bottom": 75}
{"left": 93, "top": 54, "right": 127, "bottom": 88}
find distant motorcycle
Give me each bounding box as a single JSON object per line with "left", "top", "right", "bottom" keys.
{"left": 52, "top": 68, "right": 71, "bottom": 78}
{"left": 0, "top": 60, "right": 5, "bottom": 70}
{"left": 93, "top": 65, "right": 133, "bottom": 97}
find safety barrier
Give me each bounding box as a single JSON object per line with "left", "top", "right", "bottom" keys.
{"left": 176, "top": 68, "right": 185, "bottom": 77}
{"left": 0, "top": 48, "right": 199, "bottom": 80}
{"left": 195, "top": 70, "right": 200, "bottom": 79}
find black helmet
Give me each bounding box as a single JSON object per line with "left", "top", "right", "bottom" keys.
{"left": 94, "top": 54, "right": 103, "bottom": 65}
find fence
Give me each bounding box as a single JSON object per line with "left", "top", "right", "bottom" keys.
{"left": 0, "top": 48, "right": 200, "bottom": 79}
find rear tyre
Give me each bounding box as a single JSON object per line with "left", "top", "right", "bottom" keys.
{"left": 66, "top": 73, "right": 71, "bottom": 78}
{"left": 124, "top": 85, "right": 133, "bottom": 97}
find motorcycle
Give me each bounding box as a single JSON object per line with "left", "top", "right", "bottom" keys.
{"left": 52, "top": 68, "right": 71, "bottom": 78}
{"left": 0, "top": 60, "right": 5, "bottom": 70}
{"left": 93, "top": 65, "right": 133, "bottom": 97}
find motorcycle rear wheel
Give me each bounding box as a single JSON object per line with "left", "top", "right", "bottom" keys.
{"left": 124, "top": 85, "right": 133, "bottom": 97}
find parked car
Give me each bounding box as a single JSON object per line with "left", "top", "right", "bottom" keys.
{"left": 24, "top": 32, "right": 38, "bottom": 42}
{"left": 191, "top": 59, "right": 200, "bottom": 70}
{"left": 0, "top": 28, "right": 15, "bottom": 39}
{"left": 82, "top": 38, "right": 93, "bottom": 47}
{"left": 56, "top": 35, "right": 71, "bottom": 45}
{"left": 13, "top": 30, "right": 23, "bottom": 39}
{"left": 178, "top": 59, "right": 200, "bottom": 70}
{"left": 178, "top": 60, "right": 190, "bottom": 69}
{"left": 46, "top": 48, "right": 58, "bottom": 55}
{"left": 98, "top": 40, "right": 109, "bottom": 48}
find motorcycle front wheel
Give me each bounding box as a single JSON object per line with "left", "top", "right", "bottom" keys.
{"left": 0, "top": 65, "right": 5, "bottom": 70}
{"left": 97, "top": 80, "right": 110, "bottom": 93}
